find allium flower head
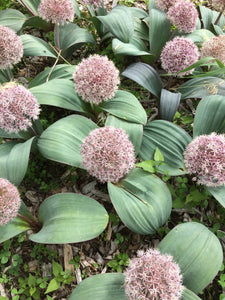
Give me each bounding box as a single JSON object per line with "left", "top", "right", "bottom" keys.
{"left": 80, "top": 0, "right": 106, "bottom": 7}
{"left": 160, "top": 37, "right": 199, "bottom": 76}
{"left": 0, "top": 82, "right": 40, "bottom": 133}
{"left": 201, "top": 35, "right": 225, "bottom": 64}
{"left": 155, "top": 0, "right": 178, "bottom": 11}
{"left": 212, "top": 0, "right": 225, "bottom": 11}
{"left": 125, "top": 248, "right": 184, "bottom": 300}
{"left": 0, "top": 25, "right": 23, "bottom": 69}
{"left": 73, "top": 54, "right": 120, "bottom": 104}
{"left": 80, "top": 126, "right": 135, "bottom": 183}
{"left": 184, "top": 133, "right": 225, "bottom": 187}
{"left": 0, "top": 178, "right": 21, "bottom": 226}
{"left": 38, "top": 0, "right": 74, "bottom": 24}
{"left": 167, "top": 1, "right": 198, "bottom": 33}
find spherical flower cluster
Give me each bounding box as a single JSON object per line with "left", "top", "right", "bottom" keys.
{"left": 80, "top": 0, "right": 106, "bottom": 7}
{"left": 80, "top": 126, "right": 135, "bottom": 183}
{"left": 184, "top": 133, "right": 225, "bottom": 187}
{"left": 160, "top": 37, "right": 199, "bottom": 76}
{"left": 0, "top": 82, "right": 40, "bottom": 133}
{"left": 73, "top": 54, "right": 120, "bottom": 104}
{"left": 167, "top": 1, "right": 198, "bottom": 33}
{"left": 155, "top": 0, "right": 178, "bottom": 11}
{"left": 0, "top": 178, "right": 21, "bottom": 226}
{"left": 201, "top": 35, "right": 225, "bottom": 64}
{"left": 0, "top": 25, "right": 23, "bottom": 69}
{"left": 124, "top": 248, "right": 184, "bottom": 300}
{"left": 212, "top": 0, "right": 225, "bottom": 11}
{"left": 38, "top": 0, "right": 74, "bottom": 24}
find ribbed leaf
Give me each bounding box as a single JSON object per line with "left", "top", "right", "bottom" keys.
{"left": 207, "top": 186, "right": 225, "bottom": 208}
{"left": 0, "top": 128, "right": 31, "bottom": 140}
{"left": 38, "top": 115, "right": 98, "bottom": 168}
{"left": 182, "top": 288, "right": 201, "bottom": 300}
{"left": 0, "top": 9, "right": 26, "bottom": 32}
{"left": 193, "top": 95, "right": 225, "bottom": 137}
{"left": 139, "top": 120, "right": 192, "bottom": 175}
{"left": 160, "top": 89, "right": 181, "bottom": 121}
{"left": 0, "top": 69, "right": 9, "bottom": 83}
{"left": 100, "top": 90, "right": 147, "bottom": 124}
{"left": 199, "top": 5, "right": 225, "bottom": 30}
{"left": 17, "top": 0, "right": 40, "bottom": 15}
{"left": 185, "top": 29, "right": 215, "bottom": 45}
{"left": 159, "top": 222, "right": 223, "bottom": 294}
{"left": 29, "top": 193, "right": 108, "bottom": 244}
{"left": 69, "top": 273, "right": 126, "bottom": 300}
{"left": 112, "top": 37, "right": 151, "bottom": 56}
{"left": 108, "top": 168, "right": 172, "bottom": 235}
{"left": 129, "top": 7, "right": 148, "bottom": 19}
{"left": 122, "top": 62, "right": 163, "bottom": 98}
{"left": 22, "top": 16, "right": 50, "bottom": 30}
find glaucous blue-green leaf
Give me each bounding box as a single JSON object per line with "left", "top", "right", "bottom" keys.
{"left": 105, "top": 115, "right": 143, "bottom": 155}
{"left": 21, "top": 34, "right": 57, "bottom": 58}
{"left": 160, "top": 89, "right": 181, "bottom": 121}
{"left": 100, "top": 90, "right": 147, "bottom": 124}
{"left": 23, "top": 16, "right": 51, "bottom": 30}
{"left": 199, "top": 5, "right": 225, "bottom": 30}
{"left": 133, "top": 17, "right": 149, "bottom": 41}
{"left": 0, "top": 127, "right": 31, "bottom": 139}
{"left": 0, "top": 9, "right": 26, "bottom": 32}
{"left": 122, "top": 62, "right": 163, "bottom": 98}
{"left": 97, "top": 5, "right": 134, "bottom": 43}
{"left": 139, "top": 120, "right": 192, "bottom": 175}
{"left": 128, "top": 7, "right": 148, "bottom": 19}
{"left": 0, "top": 137, "right": 35, "bottom": 186}
{"left": 207, "top": 186, "right": 225, "bottom": 208}
{"left": 108, "top": 168, "right": 172, "bottom": 235}
{"left": 112, "top": 37, "right": 151, "bottom": 56}
{"left": 17, "top": 0, "right": 40, "bottom": 15}
{"left": 0, "top": 69, "right": 9, "bottom": 83}
{"left": 29, "top": 193, "right": 109, "bottom": 244}
{"left": 186, "top": 29, "right": 215, "bottom": 46}
{"left": 159, "top": 222, "right": 223, "bottom": 294}
{"left": 182, "top": 288, "right": 201, "bottom": 300}
{"left": 193, "top": 95, "right": 225, "bottom": 137}
{"left": 38, "top": 115, "right": 98, "bottom": 168}
{"left": 30, "top": 79, "right": 91, "bottom": 113}
{"left": 69, "top": 273, "right": 126, "bottom": 300}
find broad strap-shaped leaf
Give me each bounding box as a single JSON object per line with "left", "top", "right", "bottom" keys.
{"left": 100, "top": 90, "right": 147, "bottom": 124}
{"left": 129, "top": 7, "right": 148, "bottom": 19}
{"left": 0, "top": 69, "right": 9, "bottom": 84}
{"left": 17, "top": 0, "right": 40, "bottom": 15}
{"left": 0, "top": 128, "right": 31, "bottom": 139}
{"left": 38, "top": 115, "right": 98, "bottom": 168}
{"left": 69, "top": 273, "right": 126, "bottom": 300}
{"left": 23, "top": 16, "right": 51, "bottom": 30}
{"left": 108, "top": 168, "right": 172, "bottom": 235}
{"left": 0, "top": 138, "right": 35, "bottom": 186}
{"left": 185, "top": 29, "right": 215, "bottom": 45}
{"left": 199, "top": 5, "right": 225, "bottom": 30}
{"left": 159, "top": 222, "right": 223, "bottom": 294}
{"left": 30, "top": 79, "right": 91, "bottom": 113}
{"left": 182, "top": 288, "right": 201, "bottom": 300}
{"left": 193, "top": 95, "right": 225, "bottom": 137}
{"left": 112, "top": 37, "right": 151, "bottom": 56}
{"left": 0, "top": 9, "right": 26, "bottom": 32}
{"left": 21, "top": 34, "right": 57, "bottom": 58}
{"left": 122, "top": 62, "right": 163, "bottom": 99}
{"left": 139, "top": 120, "right": 192, "bottom": 175}
{"left": 29, "top": 193, "right": 109, "bottom": 244}
{"left": 97, "top": 5, "right": 134, "bottom": 43}
{"left": 133, "top": 17, "right": 149, "bottom": 41}
{"left": 160, "top": 89, "right": 181, "bottom": 121}
{"left": 105, "top": 115, "right": 143, "bottom": 155}
{"left": 207, "top": 186, "right": 225, "bottom": 208}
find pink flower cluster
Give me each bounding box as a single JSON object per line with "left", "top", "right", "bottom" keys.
{"left": 212, "top": 0, "right": 225, "bottom": 11}
{"left": 73, "top": 54, "right": 120, "bottom": 104}
{"left": 80, "top": 0, "right": 106, "bottom": 7}
{"left": 167, "top": 1, "right": 198, "bottom": 33}
{"left": 155, "top": 0, "right": 178, "bottom": 11}
{"left": 201, "top": 35, "right": 225, "bottom": 65}
{"left": 0, "top": 82, "right": 40, "bottom": 133}
{"left": 0, "top": 25, "right": 23, "bottom": 69}
{"left": 184, "top": 133, "right": 225, "bottom": 187}
{"left": 80, "top": 126, "right": 135, "bottom": 183}
{"left": 160, "top": 37, "right": 199, "bottom": 76}
{"left": 0, "top": 178, "right": 21, "bottom": 226}
{"left": 124, "top": 249, "right": 184, "bottom": 300}
{"left": 38, "top": 0, "right": 74, "bottom": 24}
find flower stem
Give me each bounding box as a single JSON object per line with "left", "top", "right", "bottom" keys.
{"left": 215, "top": 11, "right": 223, "bottom": 26}
{"left": 17, "top": 213, "right": 42, "bottom": 232}
{"left": 55, "top": 23, "right": 60, "bottom": 51}
{"left": 6, "top": 68, "right": 13, "bottom": 81}
{"left": 46, "top": 49, "right": 62, "bottom": 82}
{"left": 20, "top": 0, "right": 37, "bottom": 16}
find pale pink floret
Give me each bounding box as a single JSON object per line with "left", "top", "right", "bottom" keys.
{"left": 160, "top": 37, "right": 199, "bottom": 76}
{"left": 125, "top": 249, "right": 184, "bottom": 300}
{"left": 212, "top": 0, "right": 225, "bottom": 10}
{"left": 81, "top": 126, "right": 135, "bottom": 183}
{"left": 0, "top": 178, "right": 21, "bottom": 226}
{"left": 184, "top": 133, "right": 225, "bottom": 187}
{"left": 0, "top": 25, "right": 23, "bottom": 69}
{"left": 73, "top": 54, "right": 120, "bottom": 104}
{"left": 0, "top": 82, "right": 40, "bottom": 133}
{"left": 167, "top": 1, "right": 198, "bottom": 33}
{"left": 201, "top": 35, "right": 225, "bottom": 64}
{"left": 155, "top": 0, "right": 178, "bottom": 11}
{"left": 80, "top": 0, "right": 106, "bottom": 7}
{"left": 38, "top": 0, "right": 74, "bottom": 24}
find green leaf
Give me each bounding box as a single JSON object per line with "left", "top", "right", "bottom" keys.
{"left": 0, "top": 137, "right": 35, "bottom": 186}
{"left": 159, "top": 222, "right": 223, "bottom": 294}
{"left": 193, "top": 95, "right": 225, "bottom": 137}
{"left": 0, "top": 9, "right": 26, "bottom": 32}
{"left": 29, "top": 193, "right": 108, "bottom": 244}
{"left": 100, "top": 90, "right": 147, "bottom": 124}
{"left": 23, "top": 16, "right": 51, "bottom": 30}
{"left": 69, "top": 273, "right": 127, "bottom": 300}
{"left": 154, "top": 147, "right": 164, "bottom": 162}
{"left": 199, "top": 5, "right": 225, "bottom": 30}
{"left": 139, "top": 120, "right": 192, "bottom": 175}
{"left": 160, "top": 89, "right": 181, "bottom": 121}
{"left": 17, "top": 0, "right": 40, "bottom": 15}
{"left": 0, "top": 70, "right": 9, "bottom": 84}
{"left": 52, "top": 260, "right": 63, "bottom": 277}
{"left": 122, "top": 62, "right": 163, "bottom": 99}
{"left": 181, "top": 288, "right": 201, "bottom": 300}
{"left": 21, "top": 34, "right": 57, "bottom": 58}
{"left": 135, "top": 160, "right": 155, "bottom": 173}
{"left": 108, "top": 168, "right": 172, "bottom": 235}
{"left": 38, "top": 115, "right": 97, "bottom": 168}
{"left": 97, "top": 5, "right": 134, "bottom": 43}
{"left": 185, "top": 29, "right": 215, "bottom": 46}
{"left": 45, "top": 278, "right": 60, "bottom": 294}
{"left": 30, "top": 79, "right": 91, "bottom": 113}
{"left": 0, "top": 128, "right": 31, "bottom": 139}
{"left": 112, "top": 37, "right": 151, "bottom": 56}
{"left": 207, "top": 186, "right": 225, "bottom": 208}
